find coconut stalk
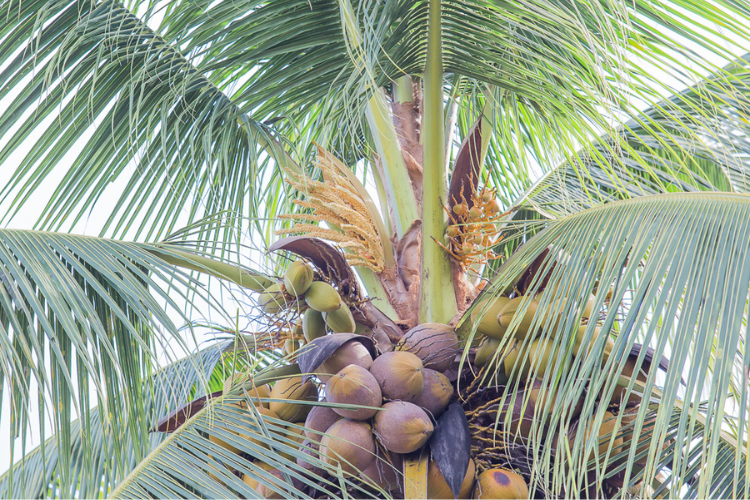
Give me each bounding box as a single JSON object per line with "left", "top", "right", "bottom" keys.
{"left": 419, "top": 0, "right": 456, "bottom": 326}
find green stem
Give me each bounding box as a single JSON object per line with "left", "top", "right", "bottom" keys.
{"left": 394, "top": 75, "right": 414, "bottom": 104}
{"left": 371, "top": 162, "right": 394, "bottom": 238}
{"left": 419, "top": 0, "right": 457, "bottom": 324}
{"left": 149, "top": 246, "right": 275, "bottom": 292}
{"left": 355, "top": 267, "right": 400, "bottom": 321}
{"left": 366, "top": 92, "right": 419, "bottom": 238}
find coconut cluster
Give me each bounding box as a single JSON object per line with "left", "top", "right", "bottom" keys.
{"left": 219, "top": 258, "right": 484, "bottom": 498}
{"left": 304, "top": 322, "right": 462, "bottom": 496}
{"left": 467, "top": 287, "right": 659, "bottom": 497}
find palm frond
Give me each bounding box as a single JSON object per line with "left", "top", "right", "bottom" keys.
{"left": 108, "top": 369, "right": 393, "bottom": 499}
{"left": 0, "top": 230, "right": 256, "bottom": 495}
{"left": 0, "top": 341, "right": 228, "bottom": 498}
{"left": 465, "top": 192, "right": 750, "bottom": 497}
{"left": 522, "top": 55, "right": 750, "bottom": 219}
{"left": 0, "top": 0, "right": 279, "bottom": 244}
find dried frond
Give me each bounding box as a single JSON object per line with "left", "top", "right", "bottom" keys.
{"left": 277, "top": 146, "right": 385, "bottom": 272}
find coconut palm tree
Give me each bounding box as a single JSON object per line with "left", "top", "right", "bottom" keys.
{"left": 2, "top": 0, "right": 750, "bottom": 497}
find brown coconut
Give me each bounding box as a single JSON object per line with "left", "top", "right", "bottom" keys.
{"left": 360, "top": 452, "right": 404, "bottom": 494}
{"left": 397, "top": 323, "right": 459, "bottom": 372}
{"left": 473, "top": 468, "right": 529, "bottom": 499}
{"left": 326, "top": 364, "right": 382, "bottom": 420}
{"left": 427, "top": 457, "right": 476, "bottom": 499}
{"left": 319, "top": 419, "right": 376, "bottom": 475}
{"left": 370, "top": 351, "right": 425, "bottom": 402}
{"left": 373, "top": 401, "right": 434, "bottom": 454}
{"left": 296, "top": 440, "right": 324, "bottom": 477}
{"left": 304, "top": 405, "right": 341, "bottom": 442}
{"left": 316, "top": 341, "right": 374, "bottom": 382}
{"left": 413, "top": 369, "right": 453, "bottom": 417}
{"left": 269, "top": 376, "right": 318, "bottom": 422}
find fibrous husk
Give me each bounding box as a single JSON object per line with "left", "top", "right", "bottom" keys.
{"left": 373, "top": 401, "right": 434, "bottom": 454}
{"left": 360, "top": 451, "right": 404, "bottom": 495}
{"left": 413, "top": 369, "right": 453, "bottom": 418}
{"left": 304, "top": 281, "right": 342, "bottom": 312}
{"left": 397, "top": 323, "right": 459, "bottom": 372}
{"left": 269, "top": 376, "right": 319, "bottom": 422}
{"left": 316, "top": 341, "right": 374, "bottom": 382}
{"left": 304, "top": 405, "right": 342, "bottom": 443}
{"left": 325, "top": 305, "right": 356, "bottom": 333}
{"left": 326, "top": 364, "right": 382, "bottom": 420}
{"left": 284, "top": 260, "right": 314, "bottom": 296}
{"left": 370, "top": 351, "right": 425, "bottom": 402}
{"left": 319, "top": 419, "right": 376, "bottom": 475}
{"left": 473, "top": 468, "right": 529, "bottom": 499}
{"left": 427, "top": 457, "right": 475, "bottom": 499}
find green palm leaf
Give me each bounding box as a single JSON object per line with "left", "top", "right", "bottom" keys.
{"left": 465, "top": 192, "right": 750, "bottom": 497}
{"left": 0, "top": 0, "right": 277, "bottom": 243}
{"left": 0, "top": 230, "right": 267, "bottom": 495}
{"left": 0, "top": 341, "right": 227, "bottom": 498}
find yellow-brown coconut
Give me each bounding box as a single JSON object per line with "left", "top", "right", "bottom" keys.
{"left": 427, "top": 458, "right": 476, "bottom": 499}
{"left": 241, "top": 460, "right": 276, "bottom": 490}
{"left": 237, "top": 406, "right": 279, "bottom": 451}
{"left": 316, "top": 341, "right": 373, "bottom": 382}
{"left": 279, "top": 424, "right": 306, "bottom": 460}
{"left": 473, "top": 468, "right": 529, "bottom": 499}
{"left": 319, "top": 419, "right": 376, "bottom": 475}
{"left": 208, "top": 428, "right": 241, "bottom": 455}
{"left": 360, "top": 452, "right": 404, "bottom": 494}
{"left": 303, "top": 405, "right": 342, "bottom": 442}
{"left": 369, "top": 351, "right": 425, "bottom": 402}
{"left": 579, "top": 410, "right": 624, "bottom": 463}
{"left": 471, "top": 296, "right": 510, "bottom": 339}
{"left": 498, "top": 297, "right": 540, "bottom": 342}
{"left": 413, "top": 369, "right": 453, "bottom": 418}
{"left": 326, "top": 364, "right": 382, "bottom": 420}
{"left": 269, "top": 376, "right": 318, "bottom": 422}
{"left": 474, "top": 337, "right": 501, "bottom": 368}
{"left": 573, "top": 325, "right": 614, "bottom": 363}
{"left": 397, "top": 323, "right": 459, "bottom": 372}
{"left": 255, "top": 468, "right": 286, "bottom": 499}
{"left": 373, "top": 401, "right": 433, "bottom": 454}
